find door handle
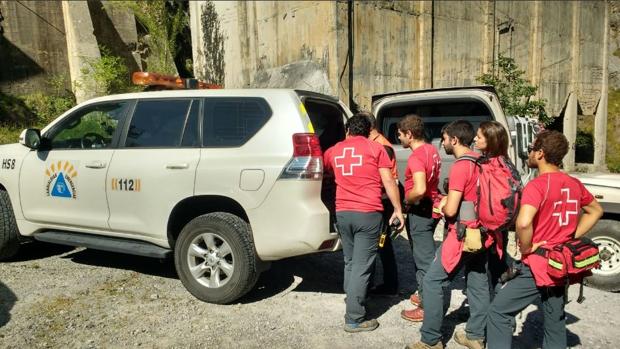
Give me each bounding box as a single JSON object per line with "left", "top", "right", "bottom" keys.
{"left": 85, "top": 161, "right": 106, "bottom": 169}
{"left": 166, "top": 163, "right": 189, "bottom": 170}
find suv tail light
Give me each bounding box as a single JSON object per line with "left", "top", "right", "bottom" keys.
{"left": 279, "top": 133, "right": 323, "bottom": 180}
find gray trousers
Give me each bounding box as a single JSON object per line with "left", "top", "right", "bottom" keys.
{"left": 487, "top": 264, "right": 566, "bottom": 349}
{"left": 420, "top": 245, "right": 490, "bottom": 346}
{"left": 336, "top": 211, "right": 382, "bottom": 324}
{"left": 409, "top": 205, "right": 439, "bottom": 306}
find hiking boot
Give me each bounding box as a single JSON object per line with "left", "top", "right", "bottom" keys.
{"left": 401, "top": 307, "right": 424, "bottom": 322}
{"left": 410, "top": 292, "right": 421, "bottom": 307}
{"left": 404, "top": 340, "right": 444, "bottom": 349}
{"left": 370, "top": 284, "right": 398, "bottom": 296}
{"left": 343, "top": 319, "right": 379, "bottom": 333}
{"left": 453, "top": 330, "right": 485, "bottom": 349}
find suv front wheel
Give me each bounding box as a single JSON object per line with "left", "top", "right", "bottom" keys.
{"left": 0, "top": 190, "right": 20, "bottom": 261}
{"left": 174, "top": 212, "right": 259, "bottom": 304}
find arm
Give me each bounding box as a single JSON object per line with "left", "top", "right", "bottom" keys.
{"left": 575, "top": 199, "right": 604, "bottom": 238}
{"left": 406, "top": 171, "right": 427, "bottom": 204}
{"left": 442, "top": 189, "right": 463, "bottom": 218}
{"left": 380, "top": 168, "right": 405, "bottom": 230}
{"left": 516, "top": 204, "right": 546, "bottom": 254}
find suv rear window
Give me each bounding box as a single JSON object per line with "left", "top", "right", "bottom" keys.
{"left": 125, "top": 99, "right": 198, "bottom": 148}
{"left": 377, "top": 100, "right": 493, "bottom": 144}
{"left": 202, "top": 97, "right": 271, "bottom": 147}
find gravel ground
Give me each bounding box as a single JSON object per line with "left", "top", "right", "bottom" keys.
{"left": 1, "top": 231, "right": 619, "bottom": 349}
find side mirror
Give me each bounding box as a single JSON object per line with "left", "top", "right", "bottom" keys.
{"left": 19, "top": 129, "right": 41, "bottom": 150}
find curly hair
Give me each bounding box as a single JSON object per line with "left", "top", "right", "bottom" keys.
{"left": 533, "top": 130, "right": 568, "bottom": 166}
{"left": 397, "top": 114, "right": 425, "bottom": 140}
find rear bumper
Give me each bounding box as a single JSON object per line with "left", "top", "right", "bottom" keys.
{"left": 247, "top": 180, "right": 339, "bottom": 260}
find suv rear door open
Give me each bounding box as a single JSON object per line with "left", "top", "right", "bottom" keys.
{"left": 371, "top": 86, "right": 520, "bottom": 192}
{"left": 296, "top": 90, "right": 352, "bottom": 232}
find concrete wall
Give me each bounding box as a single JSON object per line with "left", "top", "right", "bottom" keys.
{"left": 0, "top": 0, "right": 138, "bottom": 101}
{"left": 0, "top": 1, "right": 68, "bottom": 93}
{"left": 190, "top": 0, "right": 609, "bottom": 170}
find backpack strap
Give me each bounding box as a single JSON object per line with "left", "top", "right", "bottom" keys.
{"left": 455, "top": 154, "right": 479, "bottom": 164}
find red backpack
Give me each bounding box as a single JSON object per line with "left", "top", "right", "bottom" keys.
{"left": 457, "top": 155, "right": 522, "bottom": 232}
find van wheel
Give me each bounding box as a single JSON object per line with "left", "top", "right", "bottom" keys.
{"left": 0, "top": 190, "right": 20, "bottom": 261}
{"left": 585, "top": 219, "right": 620, "bottom": 292}
{"left": 174, "top": 212, "right": 259, "bottom": 304}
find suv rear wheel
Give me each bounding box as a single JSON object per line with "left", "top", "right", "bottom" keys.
{"left": 174, "top": 212, "right": 259, "bottom": 304}
{"left": 586, "top": 219, "right": 620, "bottom": 292}
{"left": 0, "top": 190, "right": 20, "bottom": 261}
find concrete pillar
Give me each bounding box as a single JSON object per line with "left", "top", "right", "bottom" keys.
{"left": 563, "top": 92, "right": 578, "bottom": 171}
{"left": 61, "top": 1, "right": 100, "bottom": 103}
{"left": 593, "top": 2, "right": 609, "bottom": 170}
{"left": 528, "top": 1, "right": 542, "bottom": 88}
{"left": 189, "top": 1, "right": 205, "bottom": 79}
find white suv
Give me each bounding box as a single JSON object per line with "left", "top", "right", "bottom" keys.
{"left": 0, "top": 89, "right": 351, "bottom": 303}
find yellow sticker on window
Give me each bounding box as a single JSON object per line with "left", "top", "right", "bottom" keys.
{"left": 299, "top": 103, "right": 315, "bottom": 133}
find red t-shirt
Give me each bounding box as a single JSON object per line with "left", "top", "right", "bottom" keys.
{"left": 324, "top": 136, "right": 392, "bottom": 212}
{"left": 521, "top": 172, "right": 594, "bottom": 286}
{"left": 404, "top": 143, "right": 441, "bottom": 202}
{"left": 441, "top": 151, "right": 482, "bottom": 273}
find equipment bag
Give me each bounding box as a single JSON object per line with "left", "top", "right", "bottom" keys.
{"left": 457, "top": 155, "right": 522, "bottom": 232}
{"left": 545, "top": 237, "right": 601, "bottom": 280}
{"left": 537, "top": 237, "right": 601, "bottom": 304}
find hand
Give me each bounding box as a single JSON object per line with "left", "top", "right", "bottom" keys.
{"left": 389, "top": 211, "right": 405, "bottom": 230}
{"left": 519, "top": 240, "right": 547, "bottom": 255}
{"left": 437, "top": 196, "right": 448, "bottom": 216}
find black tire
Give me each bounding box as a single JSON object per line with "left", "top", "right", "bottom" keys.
{"left": 585, "top": 219, "right": 620, "bottom": 292}
{"left": 174, "top": 212, "right": 259, "bottom": 304}
{"left": 0, "top": 190, "right": 20, "bottom": 261}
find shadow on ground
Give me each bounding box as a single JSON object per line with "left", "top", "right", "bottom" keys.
{"left": 6, "top": 241, "right": 75, "bottom": 262}
{"left": 61, "top": 249, "right": 177, "bottom": 279}
{"left": 0, "top": 281, "right": 17, "bottom": 329}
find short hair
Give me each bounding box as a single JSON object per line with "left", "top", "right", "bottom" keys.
{"left": 479, "top": 121, "right": 509, "bottom": 157}
{"left": 346, "top": 113, "right": 372, "bottom": 137}
{"left": 357, "top": 110, "right": 377, "bottom": 129}
{"left": 533, "top": 130, "right": 568, "bottom": 166}
{"left": 397, "top": 114, "right": 425, "bottom": 140}
{"left": 442, "top": 120, "right": 475, "bottom": 146}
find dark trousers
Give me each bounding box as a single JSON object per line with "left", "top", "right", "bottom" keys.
{"left": 488, "top": 230, "right": 514, "bottom": 299}
{"left": 336, "top": 211, "right": 382, "bottom": 324}
{"left": 487, "top": 264, "right": 566, "bottom": 349}
{"left": 420, "top": 245, "right": 490, "bottom": 346}
{"left": 377, "top": 199, "right": 398, "bottom": 289}
{"left": 409, "top": 201, "right": 439, "bottom": 305}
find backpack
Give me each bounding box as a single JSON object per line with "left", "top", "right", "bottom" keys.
{"left": 457, "top": 155, "right": 522, "bottom": 232}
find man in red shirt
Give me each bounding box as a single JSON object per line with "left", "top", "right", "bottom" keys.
{"left": 362, "top": 111, "right": 401, "bottom": 295}
{"left": 406, "top": 120, "right": 489, "bottom": 349}
{"left": 486, "top": 131, "right": 603, "bottom": 348}
{"left": 397, "top": 114, "right": 442, "bottom": 322}
{"left": 324, "top": 113, "right": 405, "bottom": 333}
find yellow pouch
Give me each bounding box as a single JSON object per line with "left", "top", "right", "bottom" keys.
{"left": 463, "top": 228, "right": 483, "bottom": 253}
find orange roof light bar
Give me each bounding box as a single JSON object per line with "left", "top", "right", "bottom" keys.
{"left": 132, "top": 71, "right": 222, "bottom": 90}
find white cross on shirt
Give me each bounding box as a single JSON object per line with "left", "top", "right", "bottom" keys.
{"left": 334, "top": 147, "right": 363, "bottom": 176}
{"left": 552, "top": 188, "right": 579, "bottom": 227}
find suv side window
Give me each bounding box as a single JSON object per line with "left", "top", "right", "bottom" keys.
{"left": 203, "top": 97, "right": 272, "bottom": 147}
{"left": 125, "top": 99, "right": 198, "bottom": 148}
{"left": 48, "top": 101, "right": 129, "bottom": 150}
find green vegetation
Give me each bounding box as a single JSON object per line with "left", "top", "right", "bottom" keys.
{"left": 82, "top": 46, "right": 138, "bottom": 96}
{"left": 0, "top": 75, "right": 75, "bottom": 144}
{"left": 477, "top": 54, "right": 550, "bottom": 124}
{"left": 606, "top": 89, "right": 620, "bottom": 173}
{"left": 114, "top": 0, "right": 189, "bottom": 75}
